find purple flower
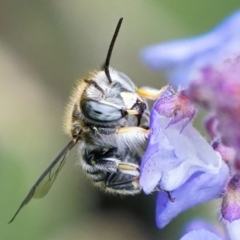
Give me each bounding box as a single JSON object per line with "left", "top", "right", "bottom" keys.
{"left": 140, "top": 11, "right": 240, "bottom": 239}
{"left": 139, "top": 88, "right": 229, "bottom": 228}
{"left": 141, "top": 10, "right": 240, "bottom": 87}
{"left": 180, "top": 229, "right": 222, "bottom": 240}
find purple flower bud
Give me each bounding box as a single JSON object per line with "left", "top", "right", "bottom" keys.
{"left": 212, "top": 140, "right": 236, "bottom": 166}
{"left": 189, "top": 58, "right": 240, "bottom": 158}
{"left": 221, "top": 174, "right": 240, "bottom": 240}
{"left": 154, "top": 87, "right": 196, "bottom": 133}
{"left": 222, "top": 174, "right": 240, "bottom": 222}
{"left": 204, "top": 114, "right": 219, "bottom": 139}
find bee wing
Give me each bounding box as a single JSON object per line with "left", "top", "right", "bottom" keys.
{"left": 8, "top": 138, "right": 78, "bottom": 224}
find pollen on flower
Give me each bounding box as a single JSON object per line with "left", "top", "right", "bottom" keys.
{"left": 221, "top": 174, "right": 240, "bottom": 222}
{"left": 154, "top": 87, "right": 196, "bottom": 132}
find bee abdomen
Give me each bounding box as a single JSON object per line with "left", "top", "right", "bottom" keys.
{"left": 79, "top": 144, "right": 142, "bottom": 195}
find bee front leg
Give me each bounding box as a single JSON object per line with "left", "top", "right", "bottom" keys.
{"left": 117, "top": 127, "right": 150, "bottom": 134}
{"left": 136, "top": 85, "right": 169, "bottom": 100}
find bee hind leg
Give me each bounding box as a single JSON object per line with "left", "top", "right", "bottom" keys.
{"left": 104, "top": 172, "right": 141, "bottom": 195}
{"left": 117, "top": 162, "right": 140, "bottom": 176}
{"left": 83, "top": 147, "right": 121, "bottom": 171}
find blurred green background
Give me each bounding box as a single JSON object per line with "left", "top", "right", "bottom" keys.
{"left": 1, "top": 1, "right": 239, "bottom": 239}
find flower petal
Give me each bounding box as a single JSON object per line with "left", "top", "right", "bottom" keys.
{"left": 140, "top": 93, "right": 223, "bottom": 193}
{"left": 181, "top": 219, "right": 225, "bottom": 239}
{"left": 180, "top": 228, "right": 222, "bottom": 240}
{"left": 159, "top": 117, "right": 222, "bottom": 191}
{"left": 139, "top": 120, "right": 177, "bottom": 194}
{"left": 155, "top": 162, "right": 229, "bottom": 228}
{"left": 225, "top": 219, "right": 240, "bottom": 240}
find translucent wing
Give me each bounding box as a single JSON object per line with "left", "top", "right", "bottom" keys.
{"left": 8, "top": 138, "right": 78, "bottom": 223}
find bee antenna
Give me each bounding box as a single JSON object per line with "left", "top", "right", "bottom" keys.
{"left": 103, "top": 18, "right": 123, "bottom": 84}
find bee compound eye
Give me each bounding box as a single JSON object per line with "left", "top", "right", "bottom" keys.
{"left": 81, "top": 100, "right": 124, "bottom": 122}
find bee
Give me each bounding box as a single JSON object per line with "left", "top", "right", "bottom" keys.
{"left": 9, "top": 18, "right": 167, "bottom": 223}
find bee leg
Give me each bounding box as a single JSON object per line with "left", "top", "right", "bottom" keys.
{"left": 154, "top": 186, "right": 175, "bottom": 202}
{"left": 166, "top": 191, "right": 175, "bottom": 202}
{"left": 83, "top": 148, "right": 120, "bottom": 172}
{"left": 117, "top": 162, "right": 139, "bottom": 175}
{"left": 105, "top": 172, "right": 141, "bottom": 194}
{"left": 117, "top": 126, "right": 150, "bottom": 135}
{"left": 116, "top": 127, "right": 150, "bottom": 151}
{"left": 136, "top": 85, "right": 169, "bottom": 100}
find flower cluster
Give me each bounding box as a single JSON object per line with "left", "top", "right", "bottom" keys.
{"left": 141, "top": 10, "right": 240, "bottom": 87}
{"left": 139, "top": 10, "right": 240, "bottom": 239}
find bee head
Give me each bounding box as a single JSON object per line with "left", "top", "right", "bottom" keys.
{"left": 65, "top": 18, "right": 147, "bottom": 136}
{"left": 79, "top": 17, "right": 145, "bottom": 123}
{"left": 80, "top": 67, "right": 144, "bottom": 123}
